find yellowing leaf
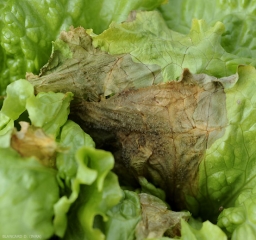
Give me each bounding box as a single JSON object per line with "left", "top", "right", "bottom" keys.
{"left": 11, "top": 122, "right": 57, "bottom": 168}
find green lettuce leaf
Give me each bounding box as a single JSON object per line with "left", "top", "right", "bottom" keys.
{"left": 54, "top": 147, "right": 123, "bottom": 239}
{"left": 0, "top": 148, "right": 59, "bottom": 239}
{"left": 1, "top": 79, "right": 34, "bottom": 120}
{"left": 100, "top": 190, "right": 141, "bottom": 240}
{"left": 26, "top": 91, "right": 73, "bottom": 137}
{"left": 217, "top": 181, "right": 256, "bottom": 239}
{"left": 0, "top": 0, "right": 165, "bottom": 95}
{"left": 92, "top": 11, "right": 256, "bottom": 81}
{"left": 158, "top": 0, "right": 256, "bottom": 59}
{"left": 0, "top": 79, "right": 124, "bottom": 239}
{"left": 53, "top": 123, "right": 97, "bottom": 237}
{"left": 0, "top": 80, "right": 73, "bottom": 147}
{"left": 0, "top": 111, "right": 13, "bottom": 147}
{"left": 56, "top": 120, "right": 95, "bottom": 187}
{"left": 179, "top": 218, "right": 227, "bottom": 240}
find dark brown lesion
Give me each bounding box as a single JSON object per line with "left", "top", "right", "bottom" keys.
{"left": 69, "top": 69, "right": 228, "bottom": 210}
{"left": 27, "top": 27, "right": 163, "bottom": 103}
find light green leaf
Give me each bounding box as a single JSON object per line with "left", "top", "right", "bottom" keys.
{"left": 0, "top": 148, "right": 59, "bottom": 239}
{"left": 63, "top": 172, "right": 122, "bottom": 240}
{"left": 218, "top": 185, "right": 256, "bottom": 239}
{"left": 76, "top": 147, "right": 116, "bottom": 191}
{"left": 1, "top": 79, "right": 34, "bottom": 120}
{"left": 93, "top": 11, "right": 255, "bottom": 81}
{"left": 0, "top": 112, "right": 13, "bottom": 147}
{"left": 104, "top": 190, "right": 141, "bottom": 240}
{"left": 158, "top": 0, "right": 256, "bottom": 59}
{"left": 54, "top": 147, "right": 123, "bottom": 239}
{"left": 26, "top": 91, "right": 73, "bottom": 137}
{"left": 56, "top": 120, "right": 95, "bottom": 187}
{"left": 0, "top": 80, "right": 73, "bottom": 153}
{"left": 180, "top": 219, "right": 227, "bottom": 240}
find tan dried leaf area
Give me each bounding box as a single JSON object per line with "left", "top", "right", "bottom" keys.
{"left": 11, "top": 122, "right": 57, "bottom": 168}
{"left": 73, "top": 69, "right": 233, "bottom": 209}
{"left": 135, "top": 193, "right": 190, "bottom": 239}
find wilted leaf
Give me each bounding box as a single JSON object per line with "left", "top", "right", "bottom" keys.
{"left": 135, "top": 193, "right": 190, "bottom": 239}
{"left": 71, "top": 68, "right": 237, "bottom": 209}
{"left": 28, "top": 27, "right": 162, "bottom": 103}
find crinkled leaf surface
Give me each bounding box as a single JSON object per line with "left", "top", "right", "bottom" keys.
{"left": 0, "top": 148, "right": 59, "bottom": 239}
{"left": 135, "top": 193, "right": 190, "bottom": 239}
{"left": 0, "top": 0, "right": 165, "bottom": 95}
{"left": 1, "top": 79, "right": 34, "bottom": 120}
{"left": 179, "top": 219, "right": 227, "bottom": 240}
{"left": 0, "top": 80, "right": 73, "bottom": 148}
{"left": 23, "top": 7, "right": 256, "bottom": 237}
{"left": 102, "top": 190, "right": 141, "bottom": 240}
{"left": 55, "top": 147, "right": 123, "bottom": 239}
{"left": 92, "top": 11, "right": 256, "bottom": 80}
{"left": 144, "top": 218, "right": 227, "bottom": 240}
{"left": 0, "top": 78, "right": 124, "bottom": 239}
{"left": 0, "top": 79, "right": 33, "bottom": 147}
{"left": 217, "top": 185, "right": 256, "bottom": 239}
{"left": 71, "top": 68, "right": 236, "bottom": 210}
{"left": 28, "top": 27, "right": 163, "bottom": 102}
{"left": 186, "top": 66, "right": 256, "bottom": 221}
{"left": 26, "top": 91, "right": 73, "bottom": 137}
{"left": 56, "top": 120, "right": 95, "bottom": 187}
{"left": 158, "top": 0, "right": 256, "bottom": 59}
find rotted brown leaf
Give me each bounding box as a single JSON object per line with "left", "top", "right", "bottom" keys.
{"left": 27, "top": 27, "right": 162, "bottom": 103}
{"left": 71, "top": 68, "right": 235, "bottom": 210}
{"left": 11, "top": 122, "right": 57, "bottom": 168}
{"left": 135, "top": 193, "right": 190, "bottom": 239}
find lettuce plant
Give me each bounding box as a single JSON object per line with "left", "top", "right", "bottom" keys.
{"left": 1, "top": 0, "right": 256, "bottom": 239}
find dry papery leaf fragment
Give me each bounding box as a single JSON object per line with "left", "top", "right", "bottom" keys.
{"left": 135, "top": 193, "right": 190, "bottom": 239}
{"left": 27, "top": 26, "right": 238, "bottom": 210}
{"left": 11, "top": 122, "right": 58, "bottom": 168}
